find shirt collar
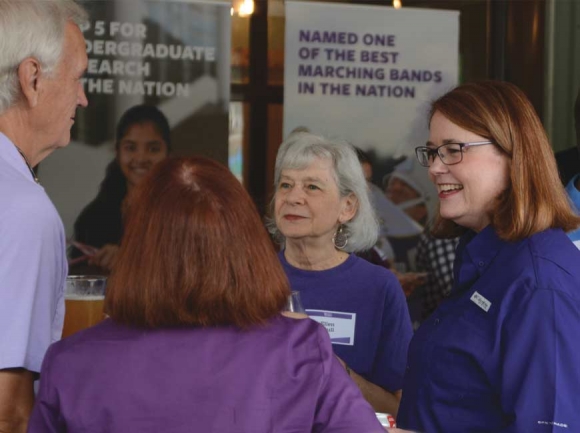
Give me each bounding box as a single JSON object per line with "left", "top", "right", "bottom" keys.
{"left": 453, "top": 225, "right": 505, "bottom": 294}
{"left": 0, "top": 132, "right": 38, "bottom": 184}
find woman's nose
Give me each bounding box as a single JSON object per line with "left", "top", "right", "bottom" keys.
{"left": 133, "top": 148, "right": 150, "bottom": 163}
{"left": 285, "top": 186, "right": 305, "bottom": 204}
{"left": 428, "top": 152, "right": 449, "bottom": 176}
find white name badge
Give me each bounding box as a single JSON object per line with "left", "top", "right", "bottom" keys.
{"left": 306, "top": 309, "right": 356, "bottom": 346}
{"left": 470, "top": 291, "right": 491, "bottom": 312}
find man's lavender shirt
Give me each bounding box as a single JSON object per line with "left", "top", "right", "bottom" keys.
{"left": 0, "top": 132, "right": 67, "bottom": 373}
{"left": 28, "top": 316, "right": 385, "bottom": 433}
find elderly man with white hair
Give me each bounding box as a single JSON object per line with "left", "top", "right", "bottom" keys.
{"left": 0, "top": 1, "right": 88, "bottom": 431}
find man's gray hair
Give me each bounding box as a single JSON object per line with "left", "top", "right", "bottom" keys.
{"left": 269, "top": 132, "right": 379, "bottom": 253}
{"left": 0, "top": 0, "right": 88, "bottom": 114}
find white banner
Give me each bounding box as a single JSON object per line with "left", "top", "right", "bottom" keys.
{"left": 284, "top": 1, "right": 459, "bottom": 155}
{"left": 283, "top": 1, "right": 459, "bottom": 223}
{"left": 283, "top": 2, "right": 459, "bottom": 271}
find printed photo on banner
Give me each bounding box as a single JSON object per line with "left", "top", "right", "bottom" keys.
{"left": 38, "top": 0, "right": 232, "bottom": 268}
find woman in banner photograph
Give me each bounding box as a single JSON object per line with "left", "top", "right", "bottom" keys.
{"left": 270, "top": 132, "right": 413, "bottom": 416}
{"left": 395, "top": 81, "right": 580, "bottom": 433}
{"left": 70, "top": 104, "right": 170, "bottom": 272}
{"left": 29, "top": 156, "right": 386, "bottom": 433}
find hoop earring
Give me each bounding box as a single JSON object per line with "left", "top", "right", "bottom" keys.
{"left": 333, "top": 224, "right": 349, "bottom": 250}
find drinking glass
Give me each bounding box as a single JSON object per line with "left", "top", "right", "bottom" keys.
{"left": 285, "top": 291, "right": 306, "bottom": 314}
{"left": 62, "top": 275, "right": 107, "bottom": 338}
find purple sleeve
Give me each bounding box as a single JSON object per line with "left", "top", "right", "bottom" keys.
{"left": 312, "top": 324, "right": 385, "bottom": 433}
{"left": 27, "top": 345, "right": 63, "bottom": 433}
{"left": 371, "top": 272, "right": 413, "bottom": 391}
{"left": 498, "top": 289, "right": 580, "bottom": 432}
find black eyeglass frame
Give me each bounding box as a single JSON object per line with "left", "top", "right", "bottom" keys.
{"left": 414, "top": 141, "right": 494, "bottom": 167}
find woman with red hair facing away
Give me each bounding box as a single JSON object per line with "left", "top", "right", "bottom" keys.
{"left": 28, "top": 157, "right": 385, "bottom": 433}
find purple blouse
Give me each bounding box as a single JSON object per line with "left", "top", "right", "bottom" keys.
{"left": 28, "top": 316, "right": 384, "bottom": 433}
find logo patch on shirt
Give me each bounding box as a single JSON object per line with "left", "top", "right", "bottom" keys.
{"left": 470, "top": 291, "right": 491, "bottom": 312}
{"left": 537, "top": 420, "right": 568, "bottom": 429}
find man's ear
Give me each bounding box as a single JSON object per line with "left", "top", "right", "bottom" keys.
{"left": 339, "top": 193, "right": 358, "bottom": 224}
{"left": 17, "top": 57, "right": 42, "bottom": 108}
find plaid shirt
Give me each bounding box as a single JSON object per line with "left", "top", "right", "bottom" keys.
{"left": 416, "top": 232, "right": 459, "bottom": 320}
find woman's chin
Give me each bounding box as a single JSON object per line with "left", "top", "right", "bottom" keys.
{"left": 283, "top": 233, "right": 304, "bottom": 242}
{"left": 438, "top": 205, "right": 461, "bottom": 222}
{"left": 439, "top": 211, "right": 455, "bottom": 221}
{"left": 126, "top": 175, "right": 147, "bottom": 190}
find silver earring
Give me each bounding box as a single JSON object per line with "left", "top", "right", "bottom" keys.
{"left": 333, "top": 224, "right": 348, "bottom": 250}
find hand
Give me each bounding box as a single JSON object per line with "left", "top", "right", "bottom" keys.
{"left": 335, "top": 355, "right": 347, "bottom": 370}
{"left": 88, "top": 244, "right": 119, "bottom": 271}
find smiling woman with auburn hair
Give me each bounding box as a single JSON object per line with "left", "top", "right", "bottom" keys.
{"left": 28, "top": 156, "right": 385, "bottom": 433}
{"left": 396, "top": 81, "right": 580, "bottom": 433}
{"left": 429, "top": 81, "right": 580, "bottom": 240}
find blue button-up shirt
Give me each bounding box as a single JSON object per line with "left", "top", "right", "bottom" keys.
{"left": 565, "top": 174, "right": 580, "bottom": 249}
{"left": 397, "top": 225, "right": 580, "bottom": 432}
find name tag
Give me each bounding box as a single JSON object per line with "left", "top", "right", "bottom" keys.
{"left": 470, "top": 291, "right": 491, "bottom": 312}
{"left": 306, "top": 309, "right": 356, "bottom": 346}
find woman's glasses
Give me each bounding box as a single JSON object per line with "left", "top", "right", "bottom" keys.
{"left": 415, "top": 141, "right": 494, "bottom": 167}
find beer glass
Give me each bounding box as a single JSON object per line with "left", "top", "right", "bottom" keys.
{"left": 62, "top": 275, "right": 107, "bottom": 338}
{"left": 285, "top": 291, "right": 305, "bottom": 313}
{"left": 282, "top": 291, "right": 308, "bottom": 319}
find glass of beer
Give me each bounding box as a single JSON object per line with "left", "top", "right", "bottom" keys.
{"left": 62, "top": 275, "right": 107, "bottom": 338}
{"left": 285, "top": 291, "right": 306, "bottom": 314}
{"left": 282, "top": 291, "right": 308, "bottom": 319}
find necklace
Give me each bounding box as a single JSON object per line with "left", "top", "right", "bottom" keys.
{"left": 14, "top": 145, "right": 39, "bottom": 184}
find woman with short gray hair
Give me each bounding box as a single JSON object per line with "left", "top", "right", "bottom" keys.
{"left": 270, "top": 132, "right": 412, "bottom": 416}
{"left": 271, "top": 132, "right": 379, "bottom": 251}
